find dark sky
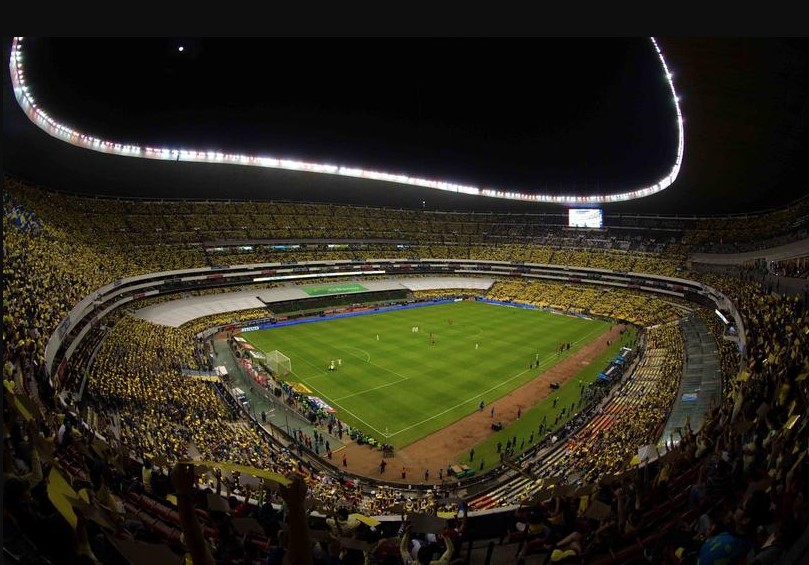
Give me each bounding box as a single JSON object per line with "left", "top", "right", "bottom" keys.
{"left": 4, "top": 37, "right": 809, "bottom": 214}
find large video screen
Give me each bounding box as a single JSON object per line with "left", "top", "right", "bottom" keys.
{"left": 568, "top": 208, "right": 603, "bottom": 228}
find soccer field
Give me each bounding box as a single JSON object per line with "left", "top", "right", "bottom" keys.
{"left": 243, "top": 300, "right": 610, "bottom": 448}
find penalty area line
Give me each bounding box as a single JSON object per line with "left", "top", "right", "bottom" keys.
{"left": 332, "top": 376, "right": 410, "bottom": 402}
{"left": 299, "top": 377, "right": 390, "bottom": 438}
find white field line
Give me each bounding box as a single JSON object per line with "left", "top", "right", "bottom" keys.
{"left": 301, "top": 377, "right": 390, "bottom": 437}
{"left": 343, "top": 345, "right": 371, "bottom": 362}
{"left": 328, "top": 344, "right": 413, "bottom": 400}
{"left": 386, "top": 324, "right": 609, "bottom": 438}
{"left": 290, "top": 340, "right": 409, "bottom": 438}
{"left": 332, "top": 376, "right": 410, "bottom": 402}
{"left": 334, "top": 348, "right": 410, "bottom": 402}
{"left": 278, "top": 315, "right": 609, "bottom": 440}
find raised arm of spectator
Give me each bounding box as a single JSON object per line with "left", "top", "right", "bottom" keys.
{"left": 460, "top": 502, "right": 469, "bottom": 532}
{"left": 172, "top": 462, "right": 215, "bottom": 565}
{"left": 279, "top": 473, "right": 313, "bottom": 565}
{"left": 329, "top": 508, "right": 344, "bottom": 537}
{"left": 23, "top": 419, "right": 44, "bottom": 488}
{"left": 434, "top": 533, "right": 454, "bottom": 565}
{"left": 614, "top": 486, "right": 626, "bottom": 533}
{"left": 399, "top": 523, "right": 411, "bottom": 563}
{"left": 552, "top": 494, "right": 562, "bottom": 516}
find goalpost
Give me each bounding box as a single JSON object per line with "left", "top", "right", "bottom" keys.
{"left": 265, "top": 350, "right": 292, "bottom": 377}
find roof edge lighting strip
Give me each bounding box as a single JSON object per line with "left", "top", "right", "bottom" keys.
{"left": 9, "top": 37, "right": 684, "bottom": 205}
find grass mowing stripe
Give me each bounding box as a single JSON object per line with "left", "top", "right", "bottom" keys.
{"left": 462, "top": 327, "right": 637, "bottom": 472}
{"left": 386, "top": 323, "right": 609, "bottom": 437}
{"left": 332, "top": 376, "right": 410, "bottom": 402}
{"left": 294, "top": 378, "right": 391, "bottom": 439}
{"left": 280, "top": 332, "right": 400, "bottom": 437}
{"left": 243, "top": 301, "right": 610, "bottom": 447}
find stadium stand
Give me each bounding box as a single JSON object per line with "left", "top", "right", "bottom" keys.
{"left": 4, "top": 177, "right": 809, "bottom": 564}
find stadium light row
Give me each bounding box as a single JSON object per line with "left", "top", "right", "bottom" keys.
{"left": 9, "top": 37, "right": 684, "bottom": 205}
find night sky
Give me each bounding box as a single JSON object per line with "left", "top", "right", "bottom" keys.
{"left": 4, "top": 37, "right": 809, "bottom": 214}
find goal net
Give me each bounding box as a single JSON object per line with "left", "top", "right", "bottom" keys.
{"left": 266, "top": 350, "right": 292, "bottom": 377}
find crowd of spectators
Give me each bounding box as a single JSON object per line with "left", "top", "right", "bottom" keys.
{"left": 409, "top": 289, "right": 485, "bottom": 302}
{"left": 682, "top": 194, "right": 809, "bottom": 253}
{"left": 3, "top": 188, "right": 42, "bottom": 234}
{"left": 469, "top": 322, "right": 677, "bottom": 512}
{"left": 180, "top": 308, "right": 277, "bottom": 338}
{"left": 497, "top": 274, "right": 809, "bottom": 564}
{"left": 4, "top": 177, "right": 809, "bottom": 563}
{"left": 767, "top": 258, "right": 809, "bottom": 279}
{"left": 83, "top": 315, "right": 426, "bottom": 519}
{"left": 5, "top": 176, "right": 695, "bottom": 276}
{"left": 697, "top": 306, "right": 742, "bottom": 400}
{"left": 487, "top": 279, "right": 683, "bottom": 327}
{"left": 553, "top": 322, "right": 684, "bottom": 484}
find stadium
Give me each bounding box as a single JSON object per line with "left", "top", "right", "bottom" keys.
{"left": 3, "top": 36, "right": 809, "bottom": 565}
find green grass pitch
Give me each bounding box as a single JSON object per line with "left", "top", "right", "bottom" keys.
{"left": 243, "top": 300, "right": 611, "bottom": 449}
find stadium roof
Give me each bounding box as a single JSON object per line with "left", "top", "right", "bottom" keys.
{"left": 3, "top": 37, "right": 809, "bottom": 215}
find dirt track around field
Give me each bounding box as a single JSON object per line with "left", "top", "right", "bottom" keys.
{"left": 336, "top": 324, "right": 627, "bottom": 484}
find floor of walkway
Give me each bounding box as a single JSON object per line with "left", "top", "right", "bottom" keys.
{"left": 213, "top": 337, "right": 348, "bottom": 456}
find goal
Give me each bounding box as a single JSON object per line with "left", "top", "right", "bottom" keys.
{"left": 265, "top": 350, "right": 292, "bottom": 377}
